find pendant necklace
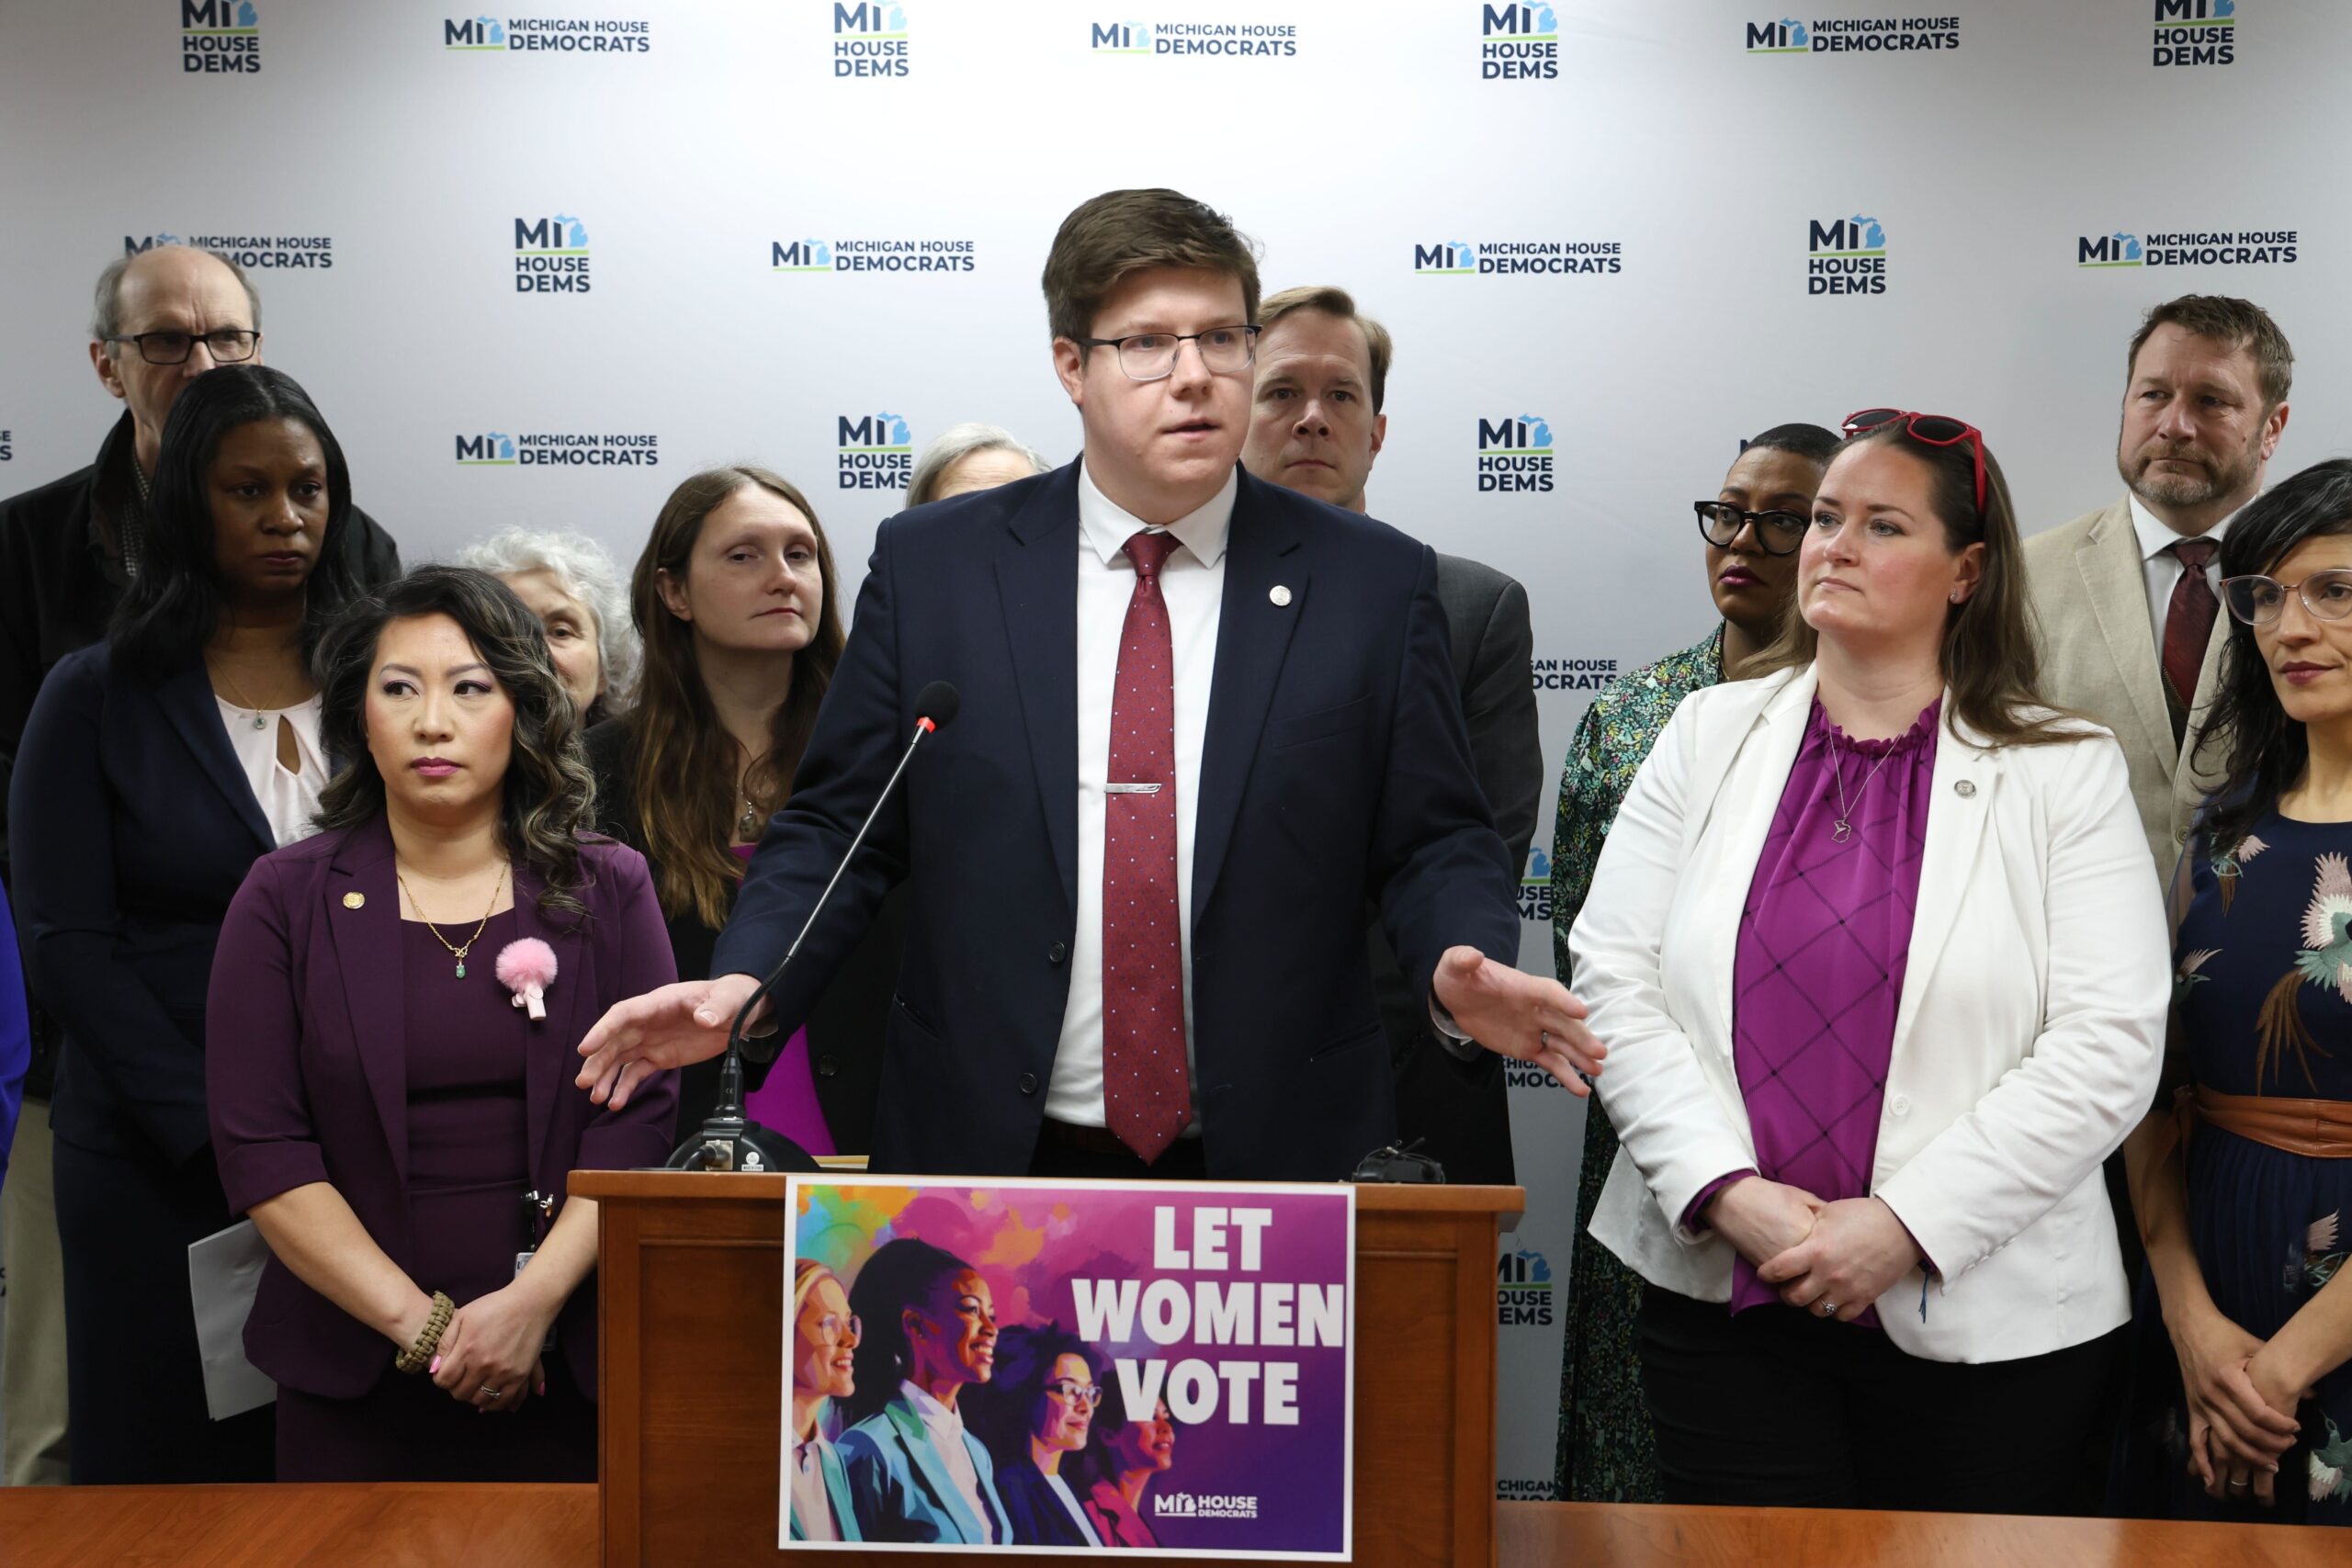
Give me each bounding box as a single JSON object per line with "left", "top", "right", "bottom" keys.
{"left": 211, "top": 660, "right": 277, "bottom": 732}
{"left": 1827, "top": 732, "right": 1898, "bottom": 845}
{"left": 737, "top": 749, "right": 772, "bottom": 841}
{"left": 397, "top": 863, "right": 508, "bottom": 978}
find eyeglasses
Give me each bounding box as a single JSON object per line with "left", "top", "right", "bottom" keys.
{"left": 1693, "top": 502, "right": 1807, "bottom": 558}
{"left": 2219, "top": 569, "right": 2352, "bottom": 626}
{"left": 809, "top": 1313, "right": 862, "bottom": 1346}
{"left": 1079, "top": 325, "right": 1260, "bottom": 382}
{"left": 1842, "top": 408, "right": 1987, "bottom": 513}
{"left": 1044, "top": 1380, "right": 1104, "bottom": 1407}
{"left": 105, "top": 328, "right": 260, "bottom": 366}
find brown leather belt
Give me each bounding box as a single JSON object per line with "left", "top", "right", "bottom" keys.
{"left": 2185, "top": 1085, "right": 2352, "bottom": 1158}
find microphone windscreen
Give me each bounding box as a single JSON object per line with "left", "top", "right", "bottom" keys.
{"left": 914, "top": 681, "right": 961, "bottom": 730}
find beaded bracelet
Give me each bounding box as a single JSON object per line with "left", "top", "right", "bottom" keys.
{"left": 394, "top": 1292, "right": 456, "bottom": 1374}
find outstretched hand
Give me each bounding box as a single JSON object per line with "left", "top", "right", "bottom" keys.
{"left": 1430, "top": 946, "right": 1604, "bottom": 1096}
{"left": 575, "top": 972, "right": 763, "bottom": 1111}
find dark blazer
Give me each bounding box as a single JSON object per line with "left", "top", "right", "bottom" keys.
{"left": 1373, "top": 551, "right": 1543, "bottom": 1186}
{"left": 7, "top": 642, "right": 291, "bottom": 1164}
{"left": 993, "top": 1457, "right": 1099, "bottom": 1547}
{"left": 582, "top": 716, "right": 901, "bottom": 1149}
{"left": 711, "top": 461, "right": 1519, "bottom": 1179}
{"left": 205, "top": 815, "right": 679, "bottom": 1400}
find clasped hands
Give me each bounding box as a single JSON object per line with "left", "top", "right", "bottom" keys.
{"left": 410, "top": 1283, "right": 557, "bottom": 1416}
{"left": 2169, "top": 1304, "right": 2307, "bottom": 1507}
{"left": 1705, "top": 1177, "right": 1924, "bottom": 1324}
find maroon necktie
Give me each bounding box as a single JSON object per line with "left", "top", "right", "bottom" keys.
{"left": 2164, "top": 537, "right": 2220, "bottom": 711}
{"left": 1102, "top": 530, "right": 1190, "bottom": 1163}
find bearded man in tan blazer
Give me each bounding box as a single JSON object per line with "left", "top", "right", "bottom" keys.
{"left": 2025, "top": 295, "right": 2293, "bottom": 884}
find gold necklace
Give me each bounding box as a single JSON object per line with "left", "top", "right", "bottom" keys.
{"left": 395, "top": 863, "right": 508, "bottom": 978}
{"left": 211, "top": 660, "right": 288, "bottom": 733}
{"left": 737, "top": 750, "right": 772, "bottom": 841}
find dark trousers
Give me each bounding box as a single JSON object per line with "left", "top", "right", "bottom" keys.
{"left": 1637, "top": 1283, "right": 2123, "bottom": 1515}
{"left": 1027, "top": 1121, "right": 1208, "bottom": 1180}
{"left": 53, "top": 1136, "right": 275, "bottom": 1483}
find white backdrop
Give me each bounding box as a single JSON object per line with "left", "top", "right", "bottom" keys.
{"left": 3, "top": 0, "right": 2346, "bottom": 1497}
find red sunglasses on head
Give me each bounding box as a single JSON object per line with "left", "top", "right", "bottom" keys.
{"left": 1842, "top": 408, "right": 1987, "bottom": 513}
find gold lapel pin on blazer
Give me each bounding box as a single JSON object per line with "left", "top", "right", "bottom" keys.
{"left": 343, "top": 892, "right": 366, "bottom": 908}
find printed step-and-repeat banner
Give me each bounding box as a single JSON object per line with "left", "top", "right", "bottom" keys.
{"left": 4, "top": 0, "right": 2347, "bottom": 1497}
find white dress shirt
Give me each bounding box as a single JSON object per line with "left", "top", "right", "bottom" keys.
{"left": 1046, "top": 1470, "right": 1104, "bottom": 1546}
{"left": 1043, "top": 462, "right": 1234, "bottom": 1130}
{"left": 214, "top": 694, "right": 327, "bottom": 848}
{"left": 790, "top": 1427, "right": 843, "bottom": 1541}
{"left": 2127, "top": 494, "right": 2239, "bottom": 659}
{"left": 899, "top": 1379, "right": 994, "bottom": 1541}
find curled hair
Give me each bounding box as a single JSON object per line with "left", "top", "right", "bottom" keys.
{"left": 907, "top": 423, "right": 1053, "bottom": 508}
{"left": 2193, "top": 458, "right": 2352, "bottom": 854}
{"left": 842, "top": 1239, "right": 970, "bottom": 1426}
{"left": 1041, "top": 188, "right": 1261, "bottom": 346}
{"left": 625, "top": 467, "right": 843, "bottom": 929}
{"left": 457, "top": 525, "right": 642, "bottom": 721}
{"left": 312, "top": 565, "right": 597, "bottom": 917}
{"left": 109, "top": 364, "right": 359, "bottom": 682}
{"left": 962, "top": 1322, "right": 1104, "bottom": 1471}
{"left": 1755, "top": 418, "right": 2085, "bottom": 749}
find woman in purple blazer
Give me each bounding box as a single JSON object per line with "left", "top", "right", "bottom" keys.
{"left": 208, "top": 566, "right": 678, "bottom": 1482}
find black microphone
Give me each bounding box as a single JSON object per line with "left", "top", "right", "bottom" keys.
{"left": 670, "top": 682, "right": 959, "bottom": 1171}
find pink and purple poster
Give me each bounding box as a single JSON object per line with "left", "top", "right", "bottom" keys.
{"left": 781, "top": 1176, "right": 1355, "bottom": 1559}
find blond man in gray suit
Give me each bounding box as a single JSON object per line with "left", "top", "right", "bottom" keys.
{"left": 2025, "top": 296, "right": 2293, "bottom": 881}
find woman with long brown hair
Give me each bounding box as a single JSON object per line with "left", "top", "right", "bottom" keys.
{"left": 584, "top": 466, "right": 884, "bottom": 1150}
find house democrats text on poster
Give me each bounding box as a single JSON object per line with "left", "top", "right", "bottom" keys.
{"left": 783, "top": 1177, "right": 1354, "bottom": 1558}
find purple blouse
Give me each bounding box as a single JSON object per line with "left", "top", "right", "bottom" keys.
{"left": 1718, "top": 698, "right": 1938, "bottom": 1326}
{"left": 731, "top": 843, "right": 837, "bottom": 1157}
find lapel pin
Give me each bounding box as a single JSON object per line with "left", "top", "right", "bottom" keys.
{"left": 1953, "top": 779, "right": 1976, "bottom": 797}
{"left": 496, "top": 938, "right": 558, "bottom": 1021}
{"left": 342, "top": 892, "right": 366, "bottom": 909}
{"left": 1270, "top": 584, "right": 1293, "bottom": 607}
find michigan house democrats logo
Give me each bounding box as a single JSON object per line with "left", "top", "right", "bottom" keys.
{"left": 1415, "top": 239, "right": 1621, "bottom": 276}
{"left": 1807, "top": 214, "right": 1885, "bottom": 295}
{"left": 443, "top": 16, "right": 653, "bottom": 53}
{"left": 1479, "top": 3, "right": 1557, "bottom": 79}
{"left": 1498, "top": 1248, "right": 1555, "bottom": 1327}
{"left": 835, "top": 2, "right": 909, "bottom": 75}
{"left": 1746, "top": 13, "right": 1960, "bottom": 52}
{"left": 1154, "top": 1493, "right": 1261, "bottom": 1521}
{"left": 514, "top": 214, "right": 589, "bottom": 293}
{"left": 0, "top": 429, "right": 13, "bottom": 464}
{"left": 839, "top": 412, "right": 912, "bottom": 491}
{"left": 126, "top": 232, "right": 333, "bottom": 269}
{"left": 773, "top": 235, "right": 975, "bottom": 275}
{"left": 1476, "top": 412, "right": 1554, "bottom": 493}
{"left": 2077, "top": 227, "right": 2294, "bottom": 267}
{"left": 2154, "top": 0, "right": 2233, "bottom": 66}
{"left": 181, "top": 0, "right": 259, "bottom": 73}
{"left": 455, "top": 430, "right": 658, "bottom": 468}
{"left": 1518, "top": 846, "right": 1552, "bottom": 925}
{"left": 1532, "top": 654, "right": 1619, "bottom": 693}
{"left": 1091, "top": 18, "right": 1300, "bottom": 56}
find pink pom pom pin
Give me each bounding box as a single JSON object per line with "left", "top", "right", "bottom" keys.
{"left": 495, "top": 937, "right": 558, "bottom": 1021}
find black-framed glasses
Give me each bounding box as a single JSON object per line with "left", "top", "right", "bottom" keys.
{"left": 2220, "top": 569, "right": 2352, "bottom": 626}
{"left": 1693, "top": 502, "right": 1806, "bottom": 557}
{"left": 105, "top": 328, "right": 260, "bottom": 366}
{"left": 1079, "top": 324, "right": 1260, "bottom": 382}
{"left": 1044, "top": 1379, "right": 1104, "bottom": 1407}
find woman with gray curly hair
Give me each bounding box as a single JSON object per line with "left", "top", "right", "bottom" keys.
{"left": 458, "top": 527, "right": 639, "bottom": 725}
{"left": 906, "top": 423, "right": 1052, "bottom": 509}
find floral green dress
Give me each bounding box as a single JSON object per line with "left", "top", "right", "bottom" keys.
{"left": 2113, "top": 811, "right": 2352, "bottom": 1524}
{"left": 1551, "top": 625, "right": 1724, "bottom": 1503}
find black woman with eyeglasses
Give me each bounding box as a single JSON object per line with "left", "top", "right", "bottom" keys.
{"left": 2112, "top": 457, "right": 2352, "bottom": 1526}
{"left": 1553, "top": 421, "right": 1837, "bottom": 1505}
{"left": 963, "top": 1322, "right": 1113, "bottom": 1547}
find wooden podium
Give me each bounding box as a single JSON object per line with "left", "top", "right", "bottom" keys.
{"left": 573, "top": 1171, "right": 1521, "bottom": 1566}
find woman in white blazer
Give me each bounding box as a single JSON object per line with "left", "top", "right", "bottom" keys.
{"left": 1572, "top": 411, "right": 2169, "bottom": 1514}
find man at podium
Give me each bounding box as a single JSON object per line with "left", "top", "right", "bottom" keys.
{"left": 577, "top": 188, "right": 1602, "bottom": 1179}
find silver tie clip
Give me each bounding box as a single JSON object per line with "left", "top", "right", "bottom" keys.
{"left": 1106, "top": 783, "right": 1164, "bottom": 795}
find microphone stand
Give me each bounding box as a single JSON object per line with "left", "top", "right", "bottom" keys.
{"left": 669, "top": 706, "right": 948, "bottom": 1171}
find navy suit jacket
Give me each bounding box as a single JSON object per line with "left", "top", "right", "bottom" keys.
{"left": 7, "top": 642, "right": 289, "bottom": 1164}
{"left": 711, "top": 461, "right": 1518, "bottom": 1179}
{"left": 205, "top": 815, "right": 680, "bottom": 1399}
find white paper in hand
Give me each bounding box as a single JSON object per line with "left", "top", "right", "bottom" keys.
{"left": 187, "top": 1220, "right": 277, "bottom": 1420}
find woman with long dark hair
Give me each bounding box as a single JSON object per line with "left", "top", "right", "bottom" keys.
{"left": 8, "top": 363, "right": 363, "bottom": 1482}
{"left": 585, "top": 467, "right": 880, "bottom": 1150}
{"left": 962, "top": 1323, "right": 1109, "bottom": 1546}
{"left": 2115, "top": 457, "right": 2352, "bottom": 1523}
{"left": 836, "top": 1237, "right": 1012, "bottom": 1543}
{"left": 205, "top": 566, "right": 678, "bottom": 1481}
{"left": 1077, "top": 1382, "right": 1178, "bottom": 1547}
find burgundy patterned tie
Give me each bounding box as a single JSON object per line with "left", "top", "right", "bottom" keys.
{"left": 2164, "top": 537, "right": 2220, "bottom": 711}
{"left": 1102, "top": 529, "right": 1190, "bottom": 1163}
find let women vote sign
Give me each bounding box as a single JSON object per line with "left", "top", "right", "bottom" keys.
{"left": 783, "top": 1177, "right": 1355, "bottom": 1558}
